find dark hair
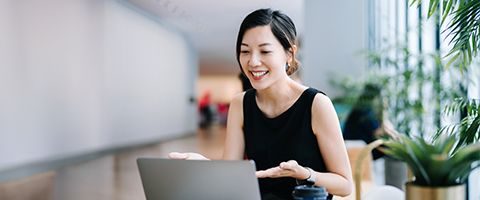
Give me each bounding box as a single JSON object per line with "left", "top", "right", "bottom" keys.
{"left": 235, "top": 8, "right": 300, "bottom": 75}
{"left": 238, "top": 73, "right": 253, "bottom": 91}
{"left": 354, "top": 83, "right": 382, "bottom": 109}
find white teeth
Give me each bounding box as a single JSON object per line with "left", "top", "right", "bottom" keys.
{"left": 252, "top": 71, "right": 268, "bottom": 77}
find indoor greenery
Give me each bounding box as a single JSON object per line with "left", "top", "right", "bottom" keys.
{"left": 411, "top": 0, "right": 480, "bottom": 152}
{"left": 382, "top": 134, "right": 480, "bottom": 186}
{"left": 365, "top": 46, "right": 466, "bottom": 137}
{"left": 353, "top": 0, "right": 480, "bottom": 190}
{"left": 330, "top": 48, "right": 467, "bottom": 138}
{"left": 376, "top": 1, "right": 480, "bottom": 196}
{"left": 411, "top": 0, "right": 480, "bottom": 69}
{"left": 439, "top": 98, "right": 480, "bottom": 151}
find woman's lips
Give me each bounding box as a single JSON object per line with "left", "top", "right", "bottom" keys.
{"left": 250, "top": 71, "right": 268, "bottom": 80}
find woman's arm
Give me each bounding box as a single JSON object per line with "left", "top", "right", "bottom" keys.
{"left": 310, "top": 93, "right": 353, "bottom": 197}
{"left": 222, "top": 92, "right": 246, "bottom": 160}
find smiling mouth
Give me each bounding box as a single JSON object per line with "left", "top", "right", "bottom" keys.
{"left": 251, "top": 71, "right": 268, "bottom": 78}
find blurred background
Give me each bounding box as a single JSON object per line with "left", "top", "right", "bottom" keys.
{"left": 0, "top": 0, "right": 478, "bottom": 199}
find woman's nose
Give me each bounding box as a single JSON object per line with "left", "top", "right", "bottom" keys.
{"left": 249, "top": 53, "right": 261, "bottom": 67}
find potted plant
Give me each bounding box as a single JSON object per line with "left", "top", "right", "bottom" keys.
{"left": 377, "top": 1, "right": 480, "bottom": 197}
{"left": 346, "top": 1, "right": 480, "bottom": 199}
{"left": 411, "top": 1, "right": 480, "bottom": 198}
{"left": 381, "top": 134, "right": 480, "bottom": 200}
{"left": 363, "top": 44, "right": 468, "bottom": 189}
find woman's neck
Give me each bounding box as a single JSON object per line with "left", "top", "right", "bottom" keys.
{"left": 255, "top": 78, "right": 307, "bottom": 115}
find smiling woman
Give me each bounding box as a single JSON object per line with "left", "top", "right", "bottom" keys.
{"left": 170, "top": 8, "right": 353, "bottom": 200}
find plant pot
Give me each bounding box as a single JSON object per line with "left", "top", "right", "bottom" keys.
{"left": 405, "top": 182, "right": 465, "bottom": 200}
{"left": 384, "top": 156, "right": 408, "bottom": 190}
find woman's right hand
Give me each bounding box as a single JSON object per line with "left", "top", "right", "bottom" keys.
{"left": 168, "top": 152, "right": 209, "bottom": 160}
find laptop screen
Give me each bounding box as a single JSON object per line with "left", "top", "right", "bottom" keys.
{"left": 137, "top": 158, "right": 261, "bottom": 200}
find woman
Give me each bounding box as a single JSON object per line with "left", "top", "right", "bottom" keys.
{"left": 343, "top": 84, "right": 398, "bottom": 160}
{"left": 170, "top": 8, "right": 352, "bottom": 199}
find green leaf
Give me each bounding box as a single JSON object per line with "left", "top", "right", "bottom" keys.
{"left": 442, "top": 0, "right": 480, "bottom": 66}
{"left": 455, "top": 114, "right": 480, "bottom": 151}
{"left": 440, "top": 135, "right": 456, "bottom": 155}
{"left": 427, "top": 0, "right": 438, "bottom": 17}
{"left": 441, "top": 0, "right": 454, "bottom": 25}
{"left": 449, "top": 143, "right": 480, "bottom": 183}
{"left": 383, "top": 139, "right": 427, "bottom": 182}
{"left": 399, "top": 136, "right": 431, "bottom": 184}
{"left": 446, "top": 52, "right": 460, "bottom": 68}
{"left": 410, "top": 0, "right": 421, "bottom": 7}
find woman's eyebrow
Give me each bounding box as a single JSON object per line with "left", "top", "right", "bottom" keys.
{"left": 259, "top": 43, "right": 272, "bottom": 47}
{"left": 241, "top": 43, "right": 273, "bottom": 47}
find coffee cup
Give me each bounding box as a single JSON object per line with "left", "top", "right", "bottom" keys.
{"left": 292, "top": 185, "right": 328, "bottom": 200}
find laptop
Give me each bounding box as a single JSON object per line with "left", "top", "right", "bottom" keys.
{"left": 137, "top": 158, "right": 261, "bottom": 200}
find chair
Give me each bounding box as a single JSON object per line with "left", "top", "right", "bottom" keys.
{"left": 353, "top": 140, "right": 405, "bottom": 200}
{"left": 346, "top": 140, "right": 372, "bottom": 183}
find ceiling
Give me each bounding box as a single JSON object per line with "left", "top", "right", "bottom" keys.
{"left": 127, "top": 0, "right": 304, "bottom": 75}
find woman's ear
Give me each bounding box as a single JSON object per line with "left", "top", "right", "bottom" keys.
{"left": 288, "top": 45, "right": 298, "bottom": 63}
{"left": 290, "top": 45, "right": 297, "bottom": 53}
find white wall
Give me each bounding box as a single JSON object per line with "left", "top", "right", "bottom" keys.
{"left": 0, "top": 0, "right": 196, "bottom": 171}
{"left": 303, "top": 0, "right": 367, "bottom": 97}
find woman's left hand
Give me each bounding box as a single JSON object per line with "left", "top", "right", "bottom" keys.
{"left": 255, "top": 160, "right": 310, "bottom": 180}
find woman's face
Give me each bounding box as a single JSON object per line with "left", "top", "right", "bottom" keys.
{"left": 239, "top": 25, "right": 291, "bottom": 90}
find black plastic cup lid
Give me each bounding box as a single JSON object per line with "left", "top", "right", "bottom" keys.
{"left": 292, "top": 185, "right": 328, "bottom": 198}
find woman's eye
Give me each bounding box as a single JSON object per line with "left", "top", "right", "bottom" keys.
{"left": 261, "top": 51, "right": 272, "bottom": 54}
{"left": 240, "top": 50, "right": 250, "bottom": 54}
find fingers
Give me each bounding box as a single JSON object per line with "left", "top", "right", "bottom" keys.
{"left": 168, "top": 152, "right": 188, "bottom": 159}
{"left": 256, "top": 160, "right": 302, "bottom": 178}
{"left": 256, "top": 167, "right": 283, "bottom": 178}
{"left": 168, "top": 152, "right": 209, "bottom": 160}
{"left": 187, "top": 153, "right": 209, "bottom": 160}
{"left": 255, "top": 170, "right": 268, "bottom": 178}
{"left": 279, "top": 160, "right": 299, "bottom": 170}
{"left": 257, "top": 160, "right": 311, "bottom": 180}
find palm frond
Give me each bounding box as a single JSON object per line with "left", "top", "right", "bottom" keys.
{"left": 414, "top": 0, "right": 480, "bottom": 68}
{"left": 443, "top": 97, "right": 479, "bottom": 116}
{"left": 439, "top": 98, "right": 480, "bottom": 150}
{"left": 455, "top": 114, "right": 480, "bottom": 151}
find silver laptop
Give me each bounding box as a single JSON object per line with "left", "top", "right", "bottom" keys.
{"left": 137, "top": 158, "right": 261, "bottom": 200}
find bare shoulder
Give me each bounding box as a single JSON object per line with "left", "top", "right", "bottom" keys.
{"left": 230, "top": 91, "right": 246, "bottom": 108}
{"left": 312, "top": 92, "right": 334, "bottom": 112}
{"left": 227, "top": 91, "right": 247, "bottom": 122}
{"left": 311, "top": 92, "right": 340, "bottom": 136}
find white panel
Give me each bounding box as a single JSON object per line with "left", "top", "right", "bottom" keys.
{"left": 470, "top": 166, "right": 480, "bottom": 200}
{"left": 397, "top": 0, "right": 407, "bottom": 45}
{"left": 468, "top": 61, "right": 480, "bottom": 200}
{"left": 304, "top": 0, "right": 367, "bottom": 97}
{"left": 0, "top": 0, "right": 106, "bottom": 170}
{"left": 0, "top": 0, "right": 195, "bottom": 171}
{"left": 407, "top": 2, "right": 419, "bottom": 55}
{"left": 103, "top": 0, "right": 192, "bottom": 146}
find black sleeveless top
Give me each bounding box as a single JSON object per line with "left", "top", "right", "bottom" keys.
{"left": 243, "top": 88, "right": 333, "bottom": 200}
